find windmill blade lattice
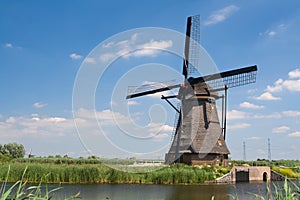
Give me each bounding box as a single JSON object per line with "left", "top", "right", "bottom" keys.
{"left": 189, "top": 65, "right": 257, "bottom": 91}
{"left": 187, "top": 15, "right": 201, "bottom": 76}
{"left": 127, "top": 80, "right": 180, "bottom": 99}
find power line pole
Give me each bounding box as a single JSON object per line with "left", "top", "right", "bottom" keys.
{"left": 268, "top": 138, "right": 271, "bottom": 162}
{"left": 243, "top": 141, "right": 246, "bottom": 161}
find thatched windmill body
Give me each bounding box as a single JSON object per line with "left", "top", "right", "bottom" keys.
{"left": 126, "top": 15, "right": 257, "bottom": 166}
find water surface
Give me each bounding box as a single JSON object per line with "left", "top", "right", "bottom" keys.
{"left": 52, "top": 182, "right": 272, "bottom": 200}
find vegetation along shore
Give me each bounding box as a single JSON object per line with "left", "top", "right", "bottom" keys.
{"left": 0, "top": 143, "right": 299, "bottom": 185}
{"left": 0, "top": 157, "right": 299, "bottom": 185}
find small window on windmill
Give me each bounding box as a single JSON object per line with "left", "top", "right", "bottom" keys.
{"left": 218, "top": 140, "right": 222, "bottom": 146}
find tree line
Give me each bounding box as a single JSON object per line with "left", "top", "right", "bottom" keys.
{"left": 0, "top": 142, "right": 25, "bottom": 159}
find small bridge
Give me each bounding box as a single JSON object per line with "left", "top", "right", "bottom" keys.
{"left": 232, "top": 166, "right": 271, "bottom": 182}
{"left": 216, "top": 166, "right": 272, "bottom": 183}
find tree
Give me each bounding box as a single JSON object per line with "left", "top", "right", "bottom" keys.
{"left": 0, "top": 142, "right": 25, "bottom": 158}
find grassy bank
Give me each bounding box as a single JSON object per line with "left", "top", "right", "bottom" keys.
{"left": 1, "top": 158, "right": 299, "bottom": 185}
{"left": 0, "top": 159, "right": 230, "bottom": 184}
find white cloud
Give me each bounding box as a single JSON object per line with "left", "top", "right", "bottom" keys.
{"left": 260, "top": 23, "right": 287, "bottom": 38}
{"left": 6, "top": 116, "right": 16, "bottom": 123}
{"left": 247, "top": 89, "right": 258, "bottom": 94}
{"left": 131, "top": 39, "right": 173, "bottom": 57}
{"left": 147, "top": 123, "right": 173, "bottom": 133}
{"left": 278, "top": 23, "right": 287, "bottom": 30}
{"left": 228, "top": 123, "right": 251, "bottom": 130}
{"left": 127, "top": 100, "right": 139, "bottom": 106}
{"left": 73, "top": 108, "right": 172, "bottom": 146}
{"left": 75, "top": 108, "right": 171, "bottom": 133}
{"left": 240, "top": 102, "right": 264, "bottom": 109}
{"left": 146, "top": 123, "right": 172, "bottom": 140}
{"left": 97, "top": 110, "right": 128, "bottom": 122}
{"left": 245, "top": 136, "right": 261, "bottom": 140}
{"left": 99, "top": 33, "right": 173, "bottom": 62}
{"left": 5, "top": 43, "right": 13, "bottom": 48}
{"left": 261, "top": 69, "right": 300, "bottom": 95}
{"left": 282, "top": 110, "right": 300, "bottom": 117}
{"left": 75, "top": 108, "right": 138, "bottom": 127}
{"left": 123, "top": 39, "right": 173, "bottom": 58}
{"left": 288, "top": 131, "right": 300, "bottom": 137}
{"left": 0, "top": 115, "right": 73, "bottom": 138}
{"left": 0, "top": 109, "right": 133, "bottom": 140}
{"left": 227, "top": 110, "right": 247, "bottom": 120}
{"left": 99, "top": 53, "right": 115, "bottom": 62}
{"left": 255, "top": 92, "right": 281, "bottom": 100}
{"left": 0, "top": 109, "right": 173, "bottom": 157}
{"left": 253, "top": 113, "right": 281, "bottom": 119}
{"left": 140, "top": 40, "right": 172, "bottom": 49}
{"left": 43, "top": 117, "right": 66, "bottom": 123}
{"left": 149, "top": 133, "right": 169, "bottom": 139}
{"left": 69, "top": 53, "right": 82, "bottom": 60}
{"left": 272, "top": 126, "right": 290, "bottom": 133}
{"left": 266, "top": 79, "right": 283, "bottom": 93}
{"left": 266, "top": 69, "right": 300, "bottom": 92}
{"left": 102, "top": 42, "right": 114, "bottom": 48}
{"left": 84, "top": 57, "right": 96, "bottom": 63}
{"left": 129, "top": 48, "right": 161, "bottom": 58}
{"left": 3, "top": 43, "right": 22, "bottom": 50}
{"left": 204, "top": 5, "right": 239, "bottom": 26}
{"left": 75, "top": 109, "right": 130, "bottom": 126}
{"left": 33, "top": 102, "right": 48, "bottom": 108}
{"left": 288, "top": 69, "right": 300, "bottom": 79}
{"left": 268, "top": 31, "right": 276, "bottom": 37}
{"left": 282, "top": 79, "right": 300, "bottom": 91}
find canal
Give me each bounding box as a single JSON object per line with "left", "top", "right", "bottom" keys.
{"left": 48, "top": 182, "right": 278, "bottom": 199}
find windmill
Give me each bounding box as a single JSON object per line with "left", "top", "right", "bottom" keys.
{"left": 126, "top": 15, "right": 257, "bottom": 166}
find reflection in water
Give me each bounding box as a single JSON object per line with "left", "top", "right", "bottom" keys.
{"left": 51, "top": 182, "right": 272, "bottom": 200}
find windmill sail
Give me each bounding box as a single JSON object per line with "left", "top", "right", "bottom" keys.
{"left": 187, "top": 15, "right": 201, "bottom": 76}
{"left": 126, "top": 80, "right": 180, "bottom": 99}
{"left": 126, "top": 65, "right": 257, "bottom": 99}
{"left": 182, "top": 15, "right": 201, "bottom": 79}
{"left": 189, "top": 65, "right": 257, "bottom": 90}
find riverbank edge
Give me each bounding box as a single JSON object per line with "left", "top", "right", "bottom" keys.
{"left": 1, "top": 159, "right": 299, "bottom": 185}
{"left": 0, "top": 162, "right": 230, "bottom": 185}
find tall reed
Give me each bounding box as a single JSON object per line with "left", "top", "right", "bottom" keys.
{"left": 0, "top": 166, "right": 80, "bottom": 200}
{"left": 251, "top": 178, "right": 300, "bottom": 200}
{"left": 0, "top": 162, "right": 226, "bottom": 184}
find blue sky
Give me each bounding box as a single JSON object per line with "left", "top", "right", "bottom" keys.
{"left": 1, "top": 0, "right": 300, "bottom": 161}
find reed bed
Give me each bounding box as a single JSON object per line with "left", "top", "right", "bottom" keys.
{"left": 0, "top": 162, "right": 224, "bottom": 185}
{"left": 223, "top": 178, "right": 300, "bottom": 200}
{"left": 0, "top": 166, "right": 80, "bottom": 200}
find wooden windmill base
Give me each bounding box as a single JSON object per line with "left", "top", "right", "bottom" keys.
{"left": 165, "top": 153, "right": 229, "bottom": 166}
